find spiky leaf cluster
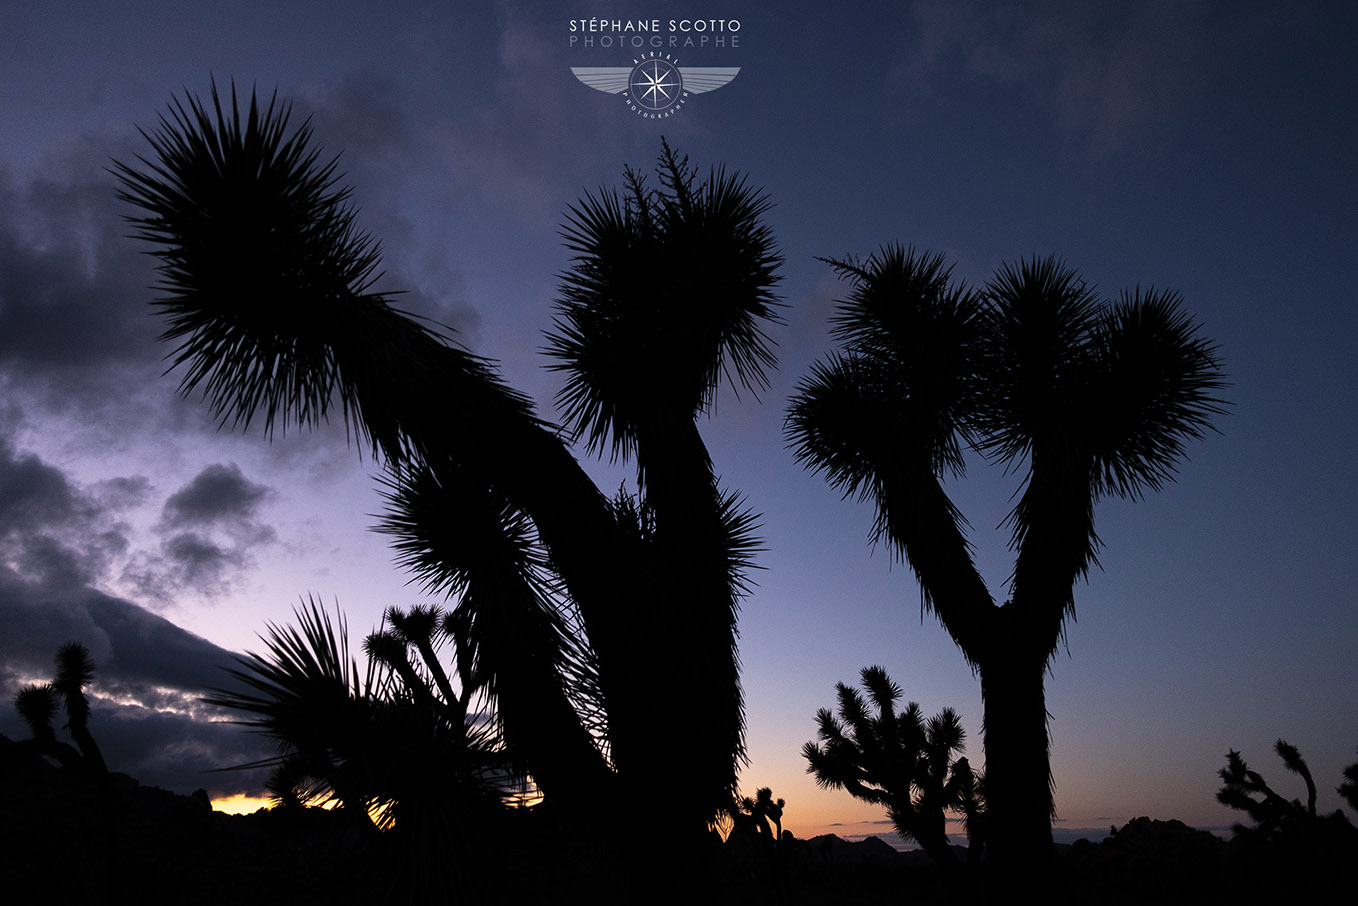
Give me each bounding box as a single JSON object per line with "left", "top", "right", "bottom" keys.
{"left": 113, "top": 81, "right": 392, "bottom": 435}
{"left": 788, "top": 249, "right": 1227, "bottom": 661}
{"left": 207, "top": 597, "right": 505, "bottom": 830}
{"left": 549, "top": 140, "right": 784, "bottom": 462}
{"left": 1216, "top": 740, "right": 1339, "bottom": 843}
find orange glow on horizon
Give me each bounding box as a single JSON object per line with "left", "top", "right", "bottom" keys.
{"left": 211, "top": 793, "right": 273, "bottom": 815}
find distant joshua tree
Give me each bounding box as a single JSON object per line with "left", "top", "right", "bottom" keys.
{"left": 1217, "top": 739, "right": 1358, "bottom": 897}
{"left": 803, "top": 665, "right": 981, "bottom": 870}
{"left": 1217, "top": 740, "right": 1356, "bottom": 843}
{"left": 10, "top": 642, "right": 108, "bottom": 778}
{"left": 731, "top": 786, "right": 786, "bottom": 845}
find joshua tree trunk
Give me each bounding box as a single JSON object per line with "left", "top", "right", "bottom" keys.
{"left": 633, "top": 418, "right": 744, "bottom": 832}
{"left": 977, "top": 646, "right": 1053, "bottom": 888}
{"left": 911, "top": 811, "right": 961, "bottom": 872}
{"left": 66, "top": 722, "right": 109, "bottom": 778}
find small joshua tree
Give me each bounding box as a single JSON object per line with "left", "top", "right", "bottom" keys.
{"left": 730, "top": 786, "right": 785, "bottom": 845}
{"left": 10, "top": 642, "right": 108, "bottom": 777}
{"left": 1217, "top": 740, "right": 1356, "bottom": 844}
{"left": 1217, "top": 740, "right": 1358, "bottom": 896}
{"left": 803, "top": 666, "right": 981, "bottom": 869}
{"left": 1218, "top": 741, "right": 1315, "bottom": 840}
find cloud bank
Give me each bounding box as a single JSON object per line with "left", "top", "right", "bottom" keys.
{"left": 0, "top": 438, "right": 278, "bottom": 796}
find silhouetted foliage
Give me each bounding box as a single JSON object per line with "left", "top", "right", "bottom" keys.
{"left": 803, "top": 666, "right": 981, "bottom": 871}
{"left": 14, "top": 683, "right": 60, "bottom": 742}
{"left": 208, "top": 599, "right": 502, "bottom": 824}
{"left": 730, "top": 785, "right": 786, "bottom": 845}
{"left": 787, "top": 246, "right": 1226, "bottom": 889}
{"left": 115, "top": 82, "right": 782, "bottom": 876}
{"left": 1216, "top": 740, "right": 1358, "bottom": 898}
{"left": 205, "top": 597, "right": 521, "bottom": 900}
{"left": 1340, "top": 752, "right": 1358, "bottom": 813}
{"left": 9, "top": 642, "right": 107, "bottom": 777}
{"left": 719, "top": 786, "right": 794, "bottom": 904}
{"left": 1217, "top": 740, "right": 1353, "bottom": 842}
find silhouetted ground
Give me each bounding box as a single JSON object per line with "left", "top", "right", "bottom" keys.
{"left": 4, "top": 750, "right": 1355, "bottom": 905}
{"left": 2, "top": 747, "right": 362, "bottom": 905}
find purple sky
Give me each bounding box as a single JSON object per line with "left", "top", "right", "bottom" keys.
{"left": 1, "top": 2, "right": 1355, "bottom": 843}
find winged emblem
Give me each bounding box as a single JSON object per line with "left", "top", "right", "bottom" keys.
{"left": 571, "top": 66, "right": 740, "bottom": 96}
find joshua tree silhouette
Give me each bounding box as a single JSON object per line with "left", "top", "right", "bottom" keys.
{"left": 1217, "top": 739, "right": 1358, "bottom": 896}
{"left": 115, "top": 83, "right": 782, "bottom": 854}
{"left": 787, "top": 246, "right": 1226, "bottom": 888}
{"left": 733, "top": 785, "right": 786, "bottom": 845}
{"left": 11, "top": 642, "right": 108, "bottom": 778}
{"left": 1217, "top": 740, "right": 1358, "bottom": 842}
{"left": 803, "top": 665, "right": 980, "bottom": 870}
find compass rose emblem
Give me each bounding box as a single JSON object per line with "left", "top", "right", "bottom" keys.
{"left": 571, "top": 55, "right": 739, "bottom": 118}
{"left": 628, "top": 59, "right": 683, "bottom": 112}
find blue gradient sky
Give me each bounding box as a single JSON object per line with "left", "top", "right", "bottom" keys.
{"left": 1, "top": 2, "right": 1355, "bottom": 843}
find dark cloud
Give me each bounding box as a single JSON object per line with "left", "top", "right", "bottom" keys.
{"left": 0, "top": 141, "right": 162, "bottom": 407}
{"left": 0, "top": 575, "right": 271, "bottom": 797}
{"left": 1, "top": 577, "right": 221, "bottom": 693}
{"left": 0, "top": 435, "right": 81, "bottom": 528}
{"left": 1, "top": 431, "right": 277, "bottom": 607}
{"left": 299, "top": 73, "right": 416, "bottom": 178}
{"left": 162, "top": 463, "right": 270, "bottom": 527}
{"left": 93, "top": 474, "right": 153, "bottom": 510}
{"left": 124, "top": 530, "right": 274, "bottom": 605}
{"left": 445, "top": 2, "right": 631, "bottom": 223}
{"left": 0, "top": 435, "right": 132, "bottom": 589}
{"left": 10, "top": 533, "right": 91, "bottom": 591}
{"left": 123, "top": 463, "right": 280, "bottom": 600}
{"left": 0, "top": 443, "right": 311, "bottom": 798}
{"left": 163, "top": 531, "right": 234, "bottom": 583}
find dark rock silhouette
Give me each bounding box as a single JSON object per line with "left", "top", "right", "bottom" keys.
{"left": 6, "top": 753, "right": 1356, "bottom": 906}
{"left": 1065, "top": 817, "right": 1227, "bottom": 902}
{"left": 0, "top": 749, "right": 361, "bottom": 904}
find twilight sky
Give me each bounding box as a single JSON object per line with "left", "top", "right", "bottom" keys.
{"left": 1, "top": 1, "right": 1355, "bottom": 843}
